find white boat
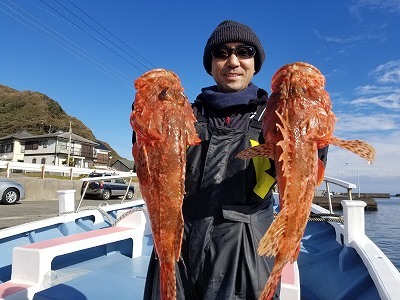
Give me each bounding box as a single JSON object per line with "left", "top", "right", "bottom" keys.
{"left": 0, "top": 174, "right": 399, "bottom": 300}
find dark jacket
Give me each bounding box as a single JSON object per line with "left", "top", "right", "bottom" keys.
{"left": 144, "top": 87, "right": 280, "bottom": 300}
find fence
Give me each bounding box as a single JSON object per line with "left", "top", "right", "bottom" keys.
{"left": 0, "top": 161, "right": 133, "bottom": 179}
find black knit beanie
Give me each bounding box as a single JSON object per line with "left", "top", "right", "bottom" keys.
{"left": 203, "top": 20, "right": 265, "bottom": 75}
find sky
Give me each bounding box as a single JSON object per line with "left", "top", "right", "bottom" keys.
{"left": 1, "top": 0, "right": 399, "bottom": 195}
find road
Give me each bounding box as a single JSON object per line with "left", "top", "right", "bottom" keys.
{"left": 0, "top": 198, "right": 130, "bottom": 229}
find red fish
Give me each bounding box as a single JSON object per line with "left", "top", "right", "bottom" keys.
{"left": 130, "top": 69, "right": 200, "bottom": 299}
{"left": 237, "top": 62, "right": 375, "bottom": 300}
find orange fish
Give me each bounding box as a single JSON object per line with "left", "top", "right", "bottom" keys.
{"left": 130, "top": 69, "right": 201, "bottom": 299}
{"left": 237, "top": 62, "right": 375, "bottom": 300}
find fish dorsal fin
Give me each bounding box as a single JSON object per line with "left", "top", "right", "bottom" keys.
{"left": 330, "top": 136, "right": 376, "bottom": 163}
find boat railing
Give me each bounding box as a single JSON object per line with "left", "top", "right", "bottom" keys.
{"left": 322, "top": 176, "right": 357, "bottom": 213}
{"left": 78, "top": 173, "right": 137, "bottom": 212}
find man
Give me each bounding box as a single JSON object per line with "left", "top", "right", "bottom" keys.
{"left": 143, "top": 20, "right": 279, "bottom": 299}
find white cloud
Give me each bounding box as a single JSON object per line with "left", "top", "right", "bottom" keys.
{"left": 313, "top": 29, "right": 378, "bottom": 44}
{"left": 370, "top": 60, "right": 400, "bottom": 84}
{"left": 326, "top": 58, "right": 400, "bottom": 194}
{"left": 348, "top": 61, "right": 400, "bottom": 109}
{"left": 326, "top": 131, "right": 400, "bottom": 194}
{"left": 351, "top": 94, "right": 400, "bottom": 109}
{"left": 334, "top": 113, "right": 399, "bottom": 133}
{"left": 354, "top": 85, "right": 400, "bottom": 95}
{"left": 349, "top": 0, "right": 400, "bottom": 17}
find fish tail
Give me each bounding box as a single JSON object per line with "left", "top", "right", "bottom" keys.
{"left": 330, "top": 136, "right": 376, "bottom": 163}
{"left": 160, "top": 261, "right": 176, "bottom": 300}
{"left": 259, "top": 265, "right": 283, "bottom": 300}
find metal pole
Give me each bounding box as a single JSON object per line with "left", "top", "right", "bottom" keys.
{"left": 325, "top": 181, "right": 333, "bottom": 213}
{"left": 357, "top": 167, "right": 360, "bottom": 198}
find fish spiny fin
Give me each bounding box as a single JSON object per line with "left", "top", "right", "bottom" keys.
{"left": 330, "top": 136, "right": 376, "bottom": 163}
{"left": 236, "top": 143, "right": 274, "bottom": 159}
{"left": 292, "top": 244, "right": 301, "bottom": 262}
{"left": 276, "top": 123, "right": 291, "bottom": 167}
{"left": 175, "top": 216, "right": 184, "bottom": 261}
{"left": 316, "top": 159, "right": 326, "bottom": 186}
{"left": 276, "top": 113, "right": 293, "bottom": 176}
{"left": 258, "top": 206, "right": 289, "bottom": 257}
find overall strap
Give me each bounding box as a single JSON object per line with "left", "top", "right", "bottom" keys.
{"left": 192, "top": 100, "right": 207, "bottom": 124}
{"left": 248, "top": 102, "right": 266, "bottom": 140}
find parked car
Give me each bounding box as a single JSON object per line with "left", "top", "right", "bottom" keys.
{"left": 0, "top": 179, "right": 25, "bottom": 205}
{"left": 81, "top": 172, "right": 134, "bottom": 200}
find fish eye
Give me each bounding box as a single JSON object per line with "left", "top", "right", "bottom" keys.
{"left": 159, "top": 89, "right": 168, "bottom": 100}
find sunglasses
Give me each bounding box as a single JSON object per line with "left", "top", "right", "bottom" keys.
{"left": 211, "top": 45, "right": 256, "bottom": 60}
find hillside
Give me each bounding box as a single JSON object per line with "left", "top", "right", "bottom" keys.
{"left": 0, "top": 84, "right": 120, "bottom": 159}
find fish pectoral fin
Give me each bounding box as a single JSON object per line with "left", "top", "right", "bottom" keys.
{"left": 330, "top": 136, "right": 376, "bottom": 163}
{"left": 133, "top": 144, "right": 151, "bottom": 179}
{"left": 316, "top": 159, "right": 326, "bottom": 186}
{"left": 236, "top": 144, "right": 273, "bottom": 160}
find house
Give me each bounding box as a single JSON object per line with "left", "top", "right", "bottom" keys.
{"left": 94, "top": 141, "right": 112, "bottom": 168}
{"left": 0, "top": 131, "right": 102, "bottom": 168}
{"left": 110, "top": 158, "right": 135, "bottom": 172}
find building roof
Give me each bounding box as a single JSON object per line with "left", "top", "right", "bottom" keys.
{"left": 96, "top": 140, "right": 110, "bottom": 151}
{"left": 0, "top": 131, "right": 33, "bottom": 140}
{"left": 111, "top": 158, "right": 135, "bottom": 170}
{"left": 0, "top": 131, "right": 98, "bottom": 145}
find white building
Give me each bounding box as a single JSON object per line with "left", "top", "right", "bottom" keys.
{"left": 0, "top": 131, "right": 107, "bottom": 168}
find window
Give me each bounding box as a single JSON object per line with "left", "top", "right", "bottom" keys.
{"left": 0, "top": 143, "right": 13, "bottom": 153}
{"left": 58, "top": 141, "right": 67, "bottom": 150}
{"left": 41, "top": 157, "right": 46, "bottom": 164}
{"left": 42, "top": 140, "right": 48, "bottom": 148}
{"left": 81, "top": 144, "right": 94, "bottom": 157}
{"left": 32, "top": 158, "right": 37, "bottom": 164}
{"left": 25, "top": 141, "right": 39, "bottom": 150}
{"left": 96, "top": 153, "right": 108, "bottom": 163}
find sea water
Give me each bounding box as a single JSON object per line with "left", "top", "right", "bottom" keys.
{"left": 364, "top": 197, "right": 400, "bottom": 271}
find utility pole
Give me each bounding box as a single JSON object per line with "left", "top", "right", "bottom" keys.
{"left": 67, "top": 121, "right": 72, "bottom": 167}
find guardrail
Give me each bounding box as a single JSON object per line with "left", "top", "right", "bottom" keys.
{"left": 323, "top": 176, "right": 357, "bottom": 213}
{"left": 0, "top": 161, "right": 133, "bottom": 180}
{"left": 78, "top": 173, "right": 138, "bottom": 211}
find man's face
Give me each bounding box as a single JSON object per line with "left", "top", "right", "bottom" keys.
{"left": 210, "top": 42, "right": 256, "bottom": 93}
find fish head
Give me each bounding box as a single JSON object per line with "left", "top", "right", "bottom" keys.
{"left": 131, "top": 68, "right": 201, "bottom": 146}
{"left": 264, "top": 62, "right": 337, "bottom": 149}
{"left": 271, "top": 62, "right": 326, "bottom": 95}
{"left": 134, "top": 68, "right": 188, "bottom": 107}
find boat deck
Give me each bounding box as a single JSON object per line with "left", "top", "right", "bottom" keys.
{"left": 33, "top": 235, "right": 153, "bottom": 300}
{"left": 0, "top": 198, "right": 396, "bottom": 300}
{"left": 298, "top": 220, "right": 380, "bottom": 299}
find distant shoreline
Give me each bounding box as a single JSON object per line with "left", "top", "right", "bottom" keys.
{"left": 315, "top": 190, "right": 391, "bottom": 199}
{"left": 313, "top": 196, "right": 378, "bottom": 211}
